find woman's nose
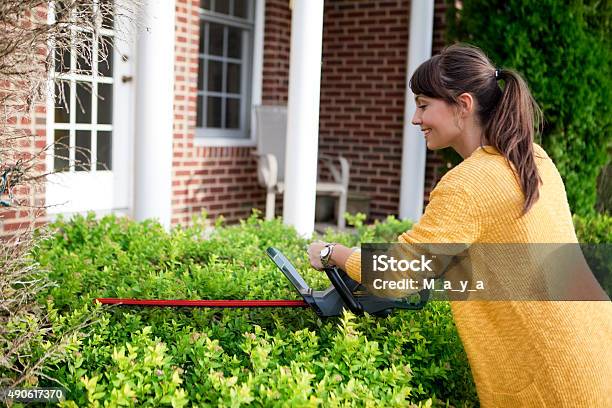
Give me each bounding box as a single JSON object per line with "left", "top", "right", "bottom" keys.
{"left": 411, "top": 112, "right": 420, "bottom": 126}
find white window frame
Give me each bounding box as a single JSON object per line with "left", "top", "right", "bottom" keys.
{"left": 48, "top": 11, "right": 115, "bottom": 174}
{"left": 195, "top": 0, "right": 264, "bottom": 147}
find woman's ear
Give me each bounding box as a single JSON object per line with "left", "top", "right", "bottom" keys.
{"left": 457, "top": 93, "right": 475, "bottom": 117}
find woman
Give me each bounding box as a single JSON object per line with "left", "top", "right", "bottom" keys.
{"left": 307, "top": 44, "right": 611, "bottom": 407}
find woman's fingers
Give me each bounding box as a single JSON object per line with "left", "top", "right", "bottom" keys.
{"left": 307, "top": 242, "right": 326, "bottom": 270}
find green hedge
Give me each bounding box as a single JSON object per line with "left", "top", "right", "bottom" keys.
{"left": 573, "top": 213, "right": 612, "bottom": 243}
{"left": 446, "top": 0, "right": 612, "bottom": 216}
{"left": 21, "top": 210, "right": 610, "bottom": 406}
{"left": 31, "top": 213, "right": 477, "bottom": 407}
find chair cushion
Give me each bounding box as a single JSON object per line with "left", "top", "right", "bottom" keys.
{"left": 316, "top": 182, "right": 346, "bottom": 194}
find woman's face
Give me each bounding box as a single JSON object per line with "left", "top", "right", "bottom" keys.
{"left": 411, "top": 95, "right": 462, "bottom": 150}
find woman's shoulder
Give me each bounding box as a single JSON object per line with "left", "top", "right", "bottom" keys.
{"left": 450, "top": 143, "right": 548, "bottom": 176}
{"left": 436, "top": 146, "right": 505, "bottom": 189}
{"left": 436, "top": 143, "right": 549, "bottom": 196}
{"left": 466, "top": 143, "right": 549, "bottom": 162}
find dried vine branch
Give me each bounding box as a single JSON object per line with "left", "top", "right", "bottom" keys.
{"left": 1, "top": 0, "right": 140, "bottom": 387}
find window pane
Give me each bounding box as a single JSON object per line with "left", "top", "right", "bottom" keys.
{"left": 54, "top": 81, "right": 70, "bottom": 123}
{"left": 214, "top": 0, "right": 230, "bottom": 15}
{"left": 75, "top": 130, "right": 91, "bottom": 171}
{"left": 209, "top": 23, "right": 224, "bottom": 56}
{"left": 225, "top": 98, "right": 240, "bottom": 129}
{"left": 98, "top": 36, "right": 113, "bottom": 77}
{"left": 227, "top": 27, "right": 242, "bottom": 59}
{"left": 76, "top": 32, "right": 93, "bottom": 73}
{"left": 207, "top": 96, "right": 222, "bottom": 128}
{"left": 227, "top": 63, "right": 241, "bottom": 93}
{"left": 97, "top": 131, "right": 112, "bottom": 171}
{"left": 55, "top": 47, "right": 70, "bottom": 74}
{"left": 76, "top": 82, "right": 92, "bottom": 124}
{"left": 234, "top": 0, "right": 248, "bottom": 18}
{"left": 200, "top": 0, "right": 211, "bottom": 10}
{"left": 100, "top": 0, "right": 114, "bottom": 29}
{"left": 97, "top": 83, "right": 113, "bottom": 124}
{"left": 54, "top": 130, "right": 69, "bottom": 172}
{"left": 196, "top": 95, "right": 203, "bottom": 127}
{"left": 199, "top": 22, "right": 206, "bottom": 53}
{"left": 197, "top": 58, "right": 204, "bottom": 90}
{"left": 207, "top": 60, "right": 223, "bottom": 92}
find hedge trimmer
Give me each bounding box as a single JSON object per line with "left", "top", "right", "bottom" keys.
{"left": 97, "top": 247, "right": 429, "bottom": 318}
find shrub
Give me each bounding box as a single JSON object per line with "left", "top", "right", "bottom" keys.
{"left": 446, "top": 0, "right": 612, "bottom": 216}
{"left": 573, "top": 213, "right": 611, "bottom": 296}
{"left": 31, "top": 212, "right": 477, "bottom": 407}
{"left": 573, "top": 213, "right": 612, "bottom": 244}
{"left": 322, "top": 213, "right": 414, "bottom": 246}
{"left": 0, "top": 228, "right": 96, "bottom": 390}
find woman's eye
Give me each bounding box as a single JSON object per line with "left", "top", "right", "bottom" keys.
{"left": 417, "top": 105, "right": 427, "bottom": 109}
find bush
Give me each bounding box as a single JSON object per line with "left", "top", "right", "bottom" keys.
{"left": 573, "top": 213, "right": 612, "bottom": 297}
{"left": 446, "top": 0, "right": 612, "bottom": 216}
{"left": 321, "top": 213, "right": 414, "bottom": 247}
{"left": 573, "top": 213, "right": 612, "bottom": 244}
{"left": 0, "top": 228, "right": 96, "bottom": 390}
{"left": 30, "top": 212, "right": 477, "bottom": 407}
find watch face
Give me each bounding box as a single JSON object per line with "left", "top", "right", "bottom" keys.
{"left": 320, "top": 246, "right": 330, "bottom": 258}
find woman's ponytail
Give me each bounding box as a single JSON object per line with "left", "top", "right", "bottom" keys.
{"left": 485, "top": 69, "right": 543, "bottom": 215}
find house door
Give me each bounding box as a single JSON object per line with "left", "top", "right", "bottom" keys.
{"left": 46, "top": 1, "right": 133, "bottom": 217}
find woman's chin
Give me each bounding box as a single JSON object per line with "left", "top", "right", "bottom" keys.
{"left": 425, "top": 138, "right": 447, "bottom": 151}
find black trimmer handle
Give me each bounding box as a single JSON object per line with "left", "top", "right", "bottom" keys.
{"left": 324, "top": 267, "right": 363, "bottom": 314}
{"left": 395, "top": 289, "right": 430, "bottom": 310}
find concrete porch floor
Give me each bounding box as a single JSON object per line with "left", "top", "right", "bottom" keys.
{"left": 313, "top": 222, "right": 356, "bottom": 235}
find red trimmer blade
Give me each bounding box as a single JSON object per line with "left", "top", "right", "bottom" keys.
{"left": 96, "top": 298, "right": 309, "bottom": 308}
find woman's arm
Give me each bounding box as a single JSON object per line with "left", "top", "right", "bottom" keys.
{"left": 307, "top": 182, "right": 475, "bottom": 281}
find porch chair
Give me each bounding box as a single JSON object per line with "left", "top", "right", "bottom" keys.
{"left": 253, "top": 105, "right": 350, "bottom": 228}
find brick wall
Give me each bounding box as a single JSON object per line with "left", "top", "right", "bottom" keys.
{"left": 261, "top": 0, "right": 292, "bottom": 105}
{"left": 318, "top": 0, "right": 409, "bottom": 220}
{"left": 172, "top": 0, "right": 450, "bottom": 227}
{"left": 0, "top": 6, "right": 48, "bottom": 236}
{"left": 0, "top": 105, "right": 48, "bottom": 235}
{"left": 173, "top": 0, "right": 254, "bottom": 226}
{"left": 318, "top": 0, "right": 449, "bottom": 220}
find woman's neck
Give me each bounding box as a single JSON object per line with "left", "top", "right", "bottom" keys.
{"left": 453, "top": 130, "right": 487, "bottom": 159}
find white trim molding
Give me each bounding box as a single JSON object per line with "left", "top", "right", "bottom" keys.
{"left": 133, "top": 0, "right": 176, "bottom": 228}
{"left": 399, "top": 0, "right": 434, "bottom": 222}
{"left": 282, "top": 0, "right": 324, "bottom": 237}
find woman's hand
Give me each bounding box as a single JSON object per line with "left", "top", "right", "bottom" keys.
{"left": 307, "top": 241, "right": 328, "bottom": 271}
{"left": 307, "top": 242, "right": 354, "bottom": 273}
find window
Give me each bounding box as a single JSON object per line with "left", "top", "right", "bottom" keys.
{"left": 197, "top": 0, "right": 255, "bottom": 140}
{"left": 52, "top": 0, "right": 114, "bottom": 172}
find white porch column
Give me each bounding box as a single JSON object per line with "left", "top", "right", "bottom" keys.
{"left": 283, "top": 0, "right": 325, "bottom": 237}
{"left": 133, "top": 0, "right": 175, "bottom": 229}
{"left": 399, "top": 0, "right": 434, "bottom": 221}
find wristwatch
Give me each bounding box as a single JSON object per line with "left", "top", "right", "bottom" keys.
{"left": 320, "top": 243, "right": 336, "bottom": 268}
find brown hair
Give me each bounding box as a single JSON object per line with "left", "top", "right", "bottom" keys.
{"left": 410, "top": 43, "right": 543, "bottom": 215}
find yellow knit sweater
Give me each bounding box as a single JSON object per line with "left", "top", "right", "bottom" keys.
{"left": 345, "top": 144, "right": 612, "bottom": 407}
